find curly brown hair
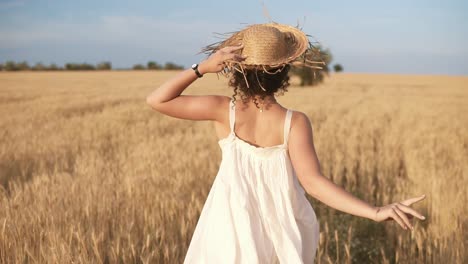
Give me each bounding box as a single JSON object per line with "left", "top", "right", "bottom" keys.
{"left": 229, "top": 65, "right": 291, "bottom": 110}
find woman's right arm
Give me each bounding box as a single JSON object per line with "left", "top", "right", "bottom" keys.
{"left": 288, "top": 112, "right": 425, "bottom": 230}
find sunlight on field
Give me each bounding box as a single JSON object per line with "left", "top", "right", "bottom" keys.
{"left": 0, "top": 71, "right": 466, "bottom": 263}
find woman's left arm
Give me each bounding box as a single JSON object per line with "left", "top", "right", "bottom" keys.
{"left": 146, "top": 44, "right": 246, "bottom": 121}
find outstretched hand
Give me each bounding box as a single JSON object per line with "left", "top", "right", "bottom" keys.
{"left": 374, "top": 194, "right": 426, "bottom": 230}
{"left": 198, "top": 44, "right": 246, "bottom": 75}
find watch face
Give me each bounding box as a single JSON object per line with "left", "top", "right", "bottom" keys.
{"left": 191, "top": 63, "right": 197, "bottom": 69}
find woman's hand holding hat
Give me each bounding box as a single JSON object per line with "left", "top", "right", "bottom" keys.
{"left": 198, "top": 44, "right": 247, "bottom": 75}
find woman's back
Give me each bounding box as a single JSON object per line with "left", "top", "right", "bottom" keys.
{"left": 184, "top": 98, "right": 320, "bottom": 263}
{"left": 215, "top": 97, "right": 292, "bottom": 149}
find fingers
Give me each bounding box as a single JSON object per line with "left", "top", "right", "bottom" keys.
{"left": 396, "top": 203, "right": 426, "bottom": 220}
{"left": 216, "top": 44, "right": 247, "bottom": 63}
{"left": 401, "top": 194, "right": 426, "bottom": 206}
{"left": 393, "top": 206, "right": 413, "bottom": 230}
{"left": 223, "top": 53, "right": 247, "bottom": 62}
{"left": 390, "top": 208, "right": 408, "bottom": 230}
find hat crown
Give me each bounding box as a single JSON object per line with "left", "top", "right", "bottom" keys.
{"left": 242, "top": 25, "right": 293, "bottom": 66}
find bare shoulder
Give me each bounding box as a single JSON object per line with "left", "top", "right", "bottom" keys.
{"left": 290, "top": 110, "right": 313, "bottom": 137}
{"left": 288, "top": 110, "right": 315, "bottom": 152}
{"left": 215, "top": 95, "right": 232, "bottom": 108}
{"left": 211, "top": 95, "right": 232, "bottom": 122}
{"left": 205, "top": 95, "right": 231, "bottom": 107}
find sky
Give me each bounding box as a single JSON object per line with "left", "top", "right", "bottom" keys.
{"left": 0, "top": 0, "right": 467, "bottom": 75}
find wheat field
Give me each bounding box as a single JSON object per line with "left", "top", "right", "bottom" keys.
{"left": 0, "top": 71, "right": 466, "bottom": 263}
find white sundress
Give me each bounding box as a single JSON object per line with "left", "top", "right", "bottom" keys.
{"left": 183, "top": 99, "right": 320, "bottom": 264}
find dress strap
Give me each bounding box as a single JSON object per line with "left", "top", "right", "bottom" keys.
{"left": 229, "top": 99, "right": 236, "bottom": 133}
{"left": 283, "top": 109, "right": 293, "bottom": 146}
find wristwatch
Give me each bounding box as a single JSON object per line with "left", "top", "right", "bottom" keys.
{"left": 191, "top": 63, "right": 203, "bottom": 78}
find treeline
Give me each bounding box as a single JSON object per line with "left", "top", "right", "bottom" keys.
{"left": 0, "top": 61, "right": 112, "bottom": 71}
{"left": 0, "top": 61, "right": 184, "bottom": 71}
{"left": 132, "top": 61, "right": 184, "bottom": 70}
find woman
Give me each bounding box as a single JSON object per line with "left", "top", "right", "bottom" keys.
{"left": 146, "top": 23, "right": 426, "bottom": 263}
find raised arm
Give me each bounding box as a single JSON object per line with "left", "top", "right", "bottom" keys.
{"left": 146, "top": 44, "right": 246, "bottom": 121}
{"left": 288, "top": 111, "right": 426, "bottom": 230}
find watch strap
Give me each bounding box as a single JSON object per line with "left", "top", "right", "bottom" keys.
{"left": 192, "top": 64, "right": 203, "bottom": 78}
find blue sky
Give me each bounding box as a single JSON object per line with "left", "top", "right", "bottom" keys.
{"left": 1, "top": 0, "right": 467, "bottom": 75}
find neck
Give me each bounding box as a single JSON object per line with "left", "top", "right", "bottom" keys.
{"left": 251, "top": 95, "right": 277, "bottom": 104}
{"left": 249, "top": 95, "right": 277, "bottom": 112}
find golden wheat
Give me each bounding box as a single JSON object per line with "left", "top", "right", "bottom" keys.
{"left": 0, "top": 71, "right": 466, "bottom": 263}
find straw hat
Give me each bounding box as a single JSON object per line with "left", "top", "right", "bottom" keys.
{"left": 202, "top": 22, "right": 325, "bottom": 89}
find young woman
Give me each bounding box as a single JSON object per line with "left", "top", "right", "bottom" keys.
{"left": 146, "top": 23, "right": 426, "bottom": 263}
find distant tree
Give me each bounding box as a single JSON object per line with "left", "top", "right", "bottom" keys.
{"left": 65, "top": 63, "right": 74, "bottom": 70}
{"left": 333, "top": 63, "right": 343, "bottom": 73}
{"left": 81, "top": 63, "right": 95, "bottom": 70}
{"left": 147, "top": 61, "right": 162, "bottom": 70}
{"left": 133, "top": 64, "right": 146, "bottom": 70}
{"left": 96, "top": 61, "right": 112, "bottom": 70}
{"left": 17, "top": 61, "right": 30, "bottom": 71}
{"left": 48, "top": 63, "right": 60, "bottom": 71}
{"left": 32, "top": 62, "right": 47, "bottom": 71}
{"left": 4, "top": 61, "right": 19, "bottom": 71}
{"left": 0, "top": 63, "right": 3, "bottom": 71}
{"left": 291, "top": 45, "right": 332, "bottom": 86}
{"left": 65, "top": 63, "right": 95, "bottom": 70}
{"left": 164, "top": 62, "right": 184, "bottom": 70}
